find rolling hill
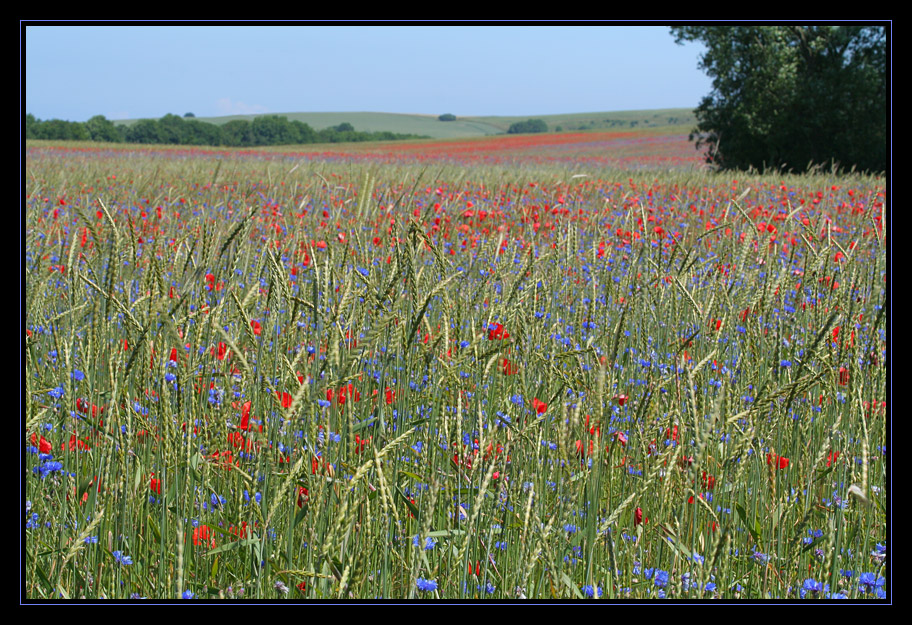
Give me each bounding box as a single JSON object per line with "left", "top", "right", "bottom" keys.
{"left": 114, "top": 108, "right": 697, "bottom": 140}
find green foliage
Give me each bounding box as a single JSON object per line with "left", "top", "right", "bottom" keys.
{"left": 438, "top": 113, "right": 457, "bottom": 121}
{"left": 85, "top": 115, "right": 123, "bottom": 142}
{"left": 124, "top": 118, "right": 164, "bottom": 144}
{"left": 672, "top": 26, "right": 886, "bottom": 173}
{"left": 27, "top": 116, "right": 91, "bottom": 141}
{"left": 221, "top": 119, "right": 254, "bottom": 147}
{"left": 26, "top": 113, "right": 424, "bottom": 148}
{"left": 507, "top": 119, "right": 548, "bottom": 134}
{"left": 157, "top": 113, "right": 187, "bottom": 144}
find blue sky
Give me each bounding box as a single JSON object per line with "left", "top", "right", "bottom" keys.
{"left": 24, "top": 24, "right": 711, "bottom": 121}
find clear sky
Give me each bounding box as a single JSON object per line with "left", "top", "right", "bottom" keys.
{"left": 24, "top": 24, "right": 712, "bottom": 122}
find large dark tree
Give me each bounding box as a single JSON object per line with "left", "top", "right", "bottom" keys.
{"left": 671, "top": 26, "right": 886, "bottom": 173}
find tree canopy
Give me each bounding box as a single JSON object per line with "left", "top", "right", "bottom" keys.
{"left": 672, "top": 25, "right": 886, "bottom": 173}
{"left": 26, "top": 114, "right": 428, "bottom": 147}
{"left": 507, "top": 119, "right": 548, "bottom": 134}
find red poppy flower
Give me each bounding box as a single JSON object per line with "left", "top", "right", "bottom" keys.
{"left": 501, "top": 358, "right": 519, "bottom": 375}
{"left": 297, "top": 486, "right": 309, "bottom": 508}
{"left": 30, "top": 433, "right": 52, "bottom": 455}
{"left": 250, "top": 320, "right": 262, "bottom": 335}
{"left": 337, "top": 383, "right": 360, "bottom": 405}
{"left": 150, "top": 473, "right": 162, "bottom": 494}
{"left": 487, "top": 322, "right": 509, "bottom": 340}
{"left": 192, "top": 525, "right": 216, "bottom": 548}
{"left": 634, "top": 507, "right": 648, "bottom": 527}
{"left": 575, "top": 439, "right": 594, "bottom": 457}
{"left": 701, "top": 471, "right": 716, "bottom": 490}
{"left": 229, "top": 521, "right": 249, "bottom": 539}
{"left": 277, "top": 391, "right": 293, "bottom": 409}
{"left": 838, "top": 367, "right": 850, "bottom": 386}
{"left": 766, "top": 453, "right": 789, "bottom": 470}
{"left": 354, "top": 434, "right": 371, "bottom": 454}
{"left": 63, "top": 434, "right": 91, "bottom": 452}
{"left": 532, "top": 398, "right": 547, "bottom": 414}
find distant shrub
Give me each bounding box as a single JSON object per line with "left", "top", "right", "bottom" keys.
{"left": 507, "top": 119, "right": 548, "bottom": 134}
{"left": 438, "top": 113, "right": 457, "bottom": 121}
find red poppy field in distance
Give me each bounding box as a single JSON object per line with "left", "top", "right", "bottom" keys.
{"left": 24, "top": 130, "right": 887, "bottom": 601}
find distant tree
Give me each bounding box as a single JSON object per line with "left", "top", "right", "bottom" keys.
{"left": 334, "top": 122, "right": 355, "bottom": 133}
{"left": 157, "top": 114, "right": 187, "bottom": 144}
{"left": 507, "top": 119, "right": 548, "bottom": 134}
{"left": 25, "top": 113, "right": 38, "bottom": 139}
{"left": 85, "top": 115, "right": 123, "bottom": 142}
{"left": 252, "top": 115, "right": 299, "bottom": 145}
{"left": 438, "top": 113, "right": 457, "bottom": 121}
{"left": 221, "top": 119, "right": 253, "bottom": 147}
{"left": 290, "top": 120, "right": 316, "bottom": 144}
{"left": 671, "top": 25, "right": 886, "bottom": 172}
{"left": 34, "top": 118, "right": 90, "bottom": 141}
{"left": 183, "top": 119, "right": 223, "bottom": 146}
{"left": 184, "top": 112, "right": 196, "bottom": 118}
{"left": 124, "top": 119, "right": 163, "bottom": 144}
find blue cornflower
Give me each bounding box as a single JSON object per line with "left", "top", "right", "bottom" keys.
{"left": 71, "top": 370, "right": 85, "bottom": 381}
{"left": 412, "top": 535, "right": 436, "bottom": 550}
{"left": 84, "top": 536, "right": 98, "bottom": 544}
{"left": 416, "top": 578, "right": 438, "bottom": 592}
{"left": 563, "top": 524, "right": 578, "bottom": 534}
{"left": 182, "top": 590, "right": 195, "bottom": 599}
{"left": 780, "top": 360, "right": 792, "bottom": 368}
{"left": 33, "top": 461, "right": 64, "bottom": 479}
{"left": 113, "top": 551, "right": 133, "bottom": 566}
{"left": 801, "top": 578, "right": 825, "bottom": 597}
{"left": 582, "top": 585, "right": 603, "bottom": 598}
{"left": 48, "top": 386, "right": 65, "bottom": 400}
{"left": 858, "top": 572, "right": 885, "bottom": 594}
{"left": 653, "top": 570, "right": 669, "bottom": 588}
{"left": 870, "top": 543, "right": 886, "bottom": 563}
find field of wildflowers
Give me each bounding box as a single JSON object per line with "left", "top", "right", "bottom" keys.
{"left": 24, "top": 132, "right": 887, "bottom": 601}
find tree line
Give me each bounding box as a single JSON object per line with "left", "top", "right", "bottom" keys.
{"left": 25, "top": 113, "right": 428, "bottom": 147}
